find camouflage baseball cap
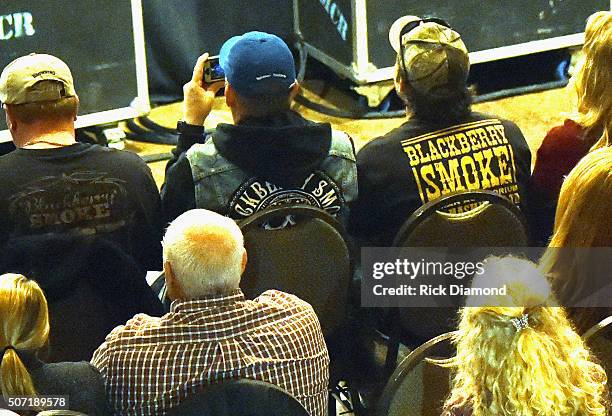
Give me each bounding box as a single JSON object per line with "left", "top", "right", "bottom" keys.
{"left": 389, "top": 16, "right": 470, "bottom": 96}
{"left": 0, "top": 53, "right": 76, "bottom": 104}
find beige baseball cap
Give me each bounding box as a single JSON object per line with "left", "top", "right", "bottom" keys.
{"left": 0, "top": 53, "right": 76, "bottom": 105}
{"left": 389, "top": 16, "right": 470, "bottom": 96}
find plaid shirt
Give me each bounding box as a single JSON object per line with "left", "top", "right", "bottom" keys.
{"left": 91, "top": 289, "right": 329, "bottom": 416}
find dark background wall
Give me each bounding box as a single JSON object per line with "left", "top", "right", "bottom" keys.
{"left": 143, "top": 0, "right": 294, "bottom": 102}
{"left": 142, "top": 1, "right": 607, "bottom": 103}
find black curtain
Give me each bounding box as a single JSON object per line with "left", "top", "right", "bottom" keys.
{"left": 143, "top": 0, "right": 294, "bottom": 103}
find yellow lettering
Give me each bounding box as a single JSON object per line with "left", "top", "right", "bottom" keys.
{"left": 92, "top": 203, "right": 111, "bottom": 219}
{"left": 436, "top": 138, "right": 450, "bottom": 158}
{"left": 420, "top": 164, "right": 442, "bottom": 201}
{"left": 29, "top": 214, "right": 43, "bottom": 228}
{"left": 493, "top": 145, "right": 514, "bottom": 184}
{"left": 416, "top": 143, "right": 431, "bottom": 164}
{"left": 457, "top": 133, "right": 471, "bottom": 153}
{"left": 494, "top": 125, "right": 509, "bottom": 144}
{"left": 313, "top": 180, "right": 329, "bottom": 197}
{"left": 475, "top": 128, "right": 493, "bottom": 148}
{"left": 403, "top": 145, "right": 421, "bottom": 166}
{"left": 485, "top": 125, "right": 501, "bottom": 146}
{"left": 465, "top": 130, "right": 482, "bottom": 151}
{"left": 434, "top": 159, "right": 466, "bottom": 193}
{"left": 473, "top": 149, "right": 500, "bottom": 188}
{"left": 427, "top": 140, "right": 442, "bottom": 162}
{"left": 444, "top": 136, "right": 461, "bottom": 157}
{"left": 461, "top": 156, "right": 480, "bottom": 190}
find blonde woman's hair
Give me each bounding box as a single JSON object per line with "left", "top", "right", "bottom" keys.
{"left": 0, "top": 273, "right": 50, "bottom": 400}
{"left": 549, "top": 146, "right": 612, "bottom": 248}
{"left": 570, "top": 10, "right": 612, "bottom": 148}
{"left": 539, "top": 147, "right": 612, "bottom": 330}
{"left": 443, "top": 256, "right": 608, "bottom": 416}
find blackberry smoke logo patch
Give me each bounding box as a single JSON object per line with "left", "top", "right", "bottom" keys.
{"left": 8, "top": 171, "right": 129, "bottom": 236}
{"left": 401, "top": 119, "right": 520, "bottom": 212}
{"left": 228, "top": 171, "right": 344, "bottom": 219}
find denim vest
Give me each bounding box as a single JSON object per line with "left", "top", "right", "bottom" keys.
{"left": 186, "top": 130, "right": 357, "bottom": 224}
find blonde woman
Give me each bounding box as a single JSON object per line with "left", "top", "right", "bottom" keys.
{"left": 0, "top": 273, "right": 108, "bottom": 415}
{"left": 540, "top": 146, "right": 612, "bottom": 333}
{"left": 530, "top": 11, "right": 611, "bottom": 242}
{"left": 442, "top": 256, "right": 608, "bottom": 416}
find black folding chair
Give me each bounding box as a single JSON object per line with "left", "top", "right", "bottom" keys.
{"left": 383, "top": 190, "right": 529, "bottom": 372}
{"left": 377, "top": 332, "right": 456, "bottom": 416}
{"left": 239, "top": 204, "right": 353, "bottom": 338}
{"left": 166, "top": 379, "right": 310, "bottom": 416}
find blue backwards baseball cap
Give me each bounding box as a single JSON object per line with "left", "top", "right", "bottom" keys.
{"left": 219, "top": 31, "right": 297, "bottom": 97}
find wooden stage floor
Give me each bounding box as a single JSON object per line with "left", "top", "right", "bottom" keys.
{"left": 124, "top": 81, "right": 573, "bottom": 189}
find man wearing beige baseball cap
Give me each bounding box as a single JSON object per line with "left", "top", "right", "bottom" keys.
{"left": 0, "top": 53, "right": 78, "bottom": 148}
{"left": 349, "top": 16, "right": 532, "bottom": 249}
{"left": 0, "top": 53, "right": 163, "bottom": 272}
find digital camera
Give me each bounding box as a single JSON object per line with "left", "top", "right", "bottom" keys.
{"left": 203, "top": 55, "right": 225, "bottom": 83}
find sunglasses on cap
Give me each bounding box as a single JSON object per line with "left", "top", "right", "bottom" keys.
{"left": 398, "top": 17, "right": 452, "bottom": 81}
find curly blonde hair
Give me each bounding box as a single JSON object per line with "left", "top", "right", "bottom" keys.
{"left": 571, "top": 11, "right": 612, "bottom": 148}
{"left": 443, "top": 257, "right": 608, "bottom": 416}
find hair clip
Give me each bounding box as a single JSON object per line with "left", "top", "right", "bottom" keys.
{"left": 510, "top": 314, "right": 529, "bottom": 332}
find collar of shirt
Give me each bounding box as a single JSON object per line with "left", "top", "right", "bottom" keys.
{"left": 169, "top": 288, "right": 246, "bottom": 313}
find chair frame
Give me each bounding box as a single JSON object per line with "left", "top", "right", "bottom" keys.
{"left": 392, "top": 189, "right": 528, "bottom": 247}
{"left": 582, "top": 315, "right": 612, "bottom": 342}
{"left": 165, "top": 379, "right": 310, "bottom": 416}
{"left": 239, "top": 204, "right": 351, "bottom": 248}
{"left": 377, "top": 331, "right": 457, "bottom": 416}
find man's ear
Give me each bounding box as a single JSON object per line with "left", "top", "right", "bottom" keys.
{"left": 164, "top": 260, "right": 184, "bottom": 300}
{"left": 289, "top": 81, "right": 300, "bottom": 102}
{"left": 73, "top": 95, "right": 80, "bottom": 121}
{"left": 394, "top": 65, "right": 406, "bottom": 95}
{"left": 240, "top": 248, "right": 248, "bottom": 274}
{"left": 225, "top": 83, "right": 236, "bottom": 107}
{"left": 4, "top": 105, "right": 16, "bottom": 132}
{"left": 394, "top": 65, "right": 412, "bottom": 103}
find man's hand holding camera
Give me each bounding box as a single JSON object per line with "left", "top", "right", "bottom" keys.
{"left": 182, "top": 53, "right": 224, "bottom": 126}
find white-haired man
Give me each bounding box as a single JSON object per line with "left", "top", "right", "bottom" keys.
{"left": 91, "top": 209, "right": 329, "bottom": 416}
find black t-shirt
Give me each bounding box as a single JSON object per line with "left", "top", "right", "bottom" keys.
{"left": 349, "top": 112, "right": 532, "bottom": 246}
{"left": 0, "top": 143, "right": 163, "bottom": 271}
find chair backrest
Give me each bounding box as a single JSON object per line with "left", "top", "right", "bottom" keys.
{"left": 377, "top": 332, "right": 456, "bottom": 416}
{"left": 583, "top": 315, "right": 612, "bottom": 378}
{"left": 390, "top": 190, "right": 528, "bottom": 346}
{"left": 239, "top": 205, "right": 352, "bottom": 337}
{"left": 392, "top": 190, "right": 529, "bottom": 247}
{"left": 166, "top": 379, "right": 310, "bottom": 416}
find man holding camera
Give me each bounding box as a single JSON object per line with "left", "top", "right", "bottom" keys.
{"left": 161, "top": 31, "right": 357, "bottom": 225}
